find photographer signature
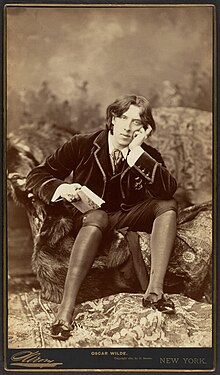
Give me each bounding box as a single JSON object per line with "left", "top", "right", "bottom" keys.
{"left": 10, "top": 350, "right": 63, "bottom": 368}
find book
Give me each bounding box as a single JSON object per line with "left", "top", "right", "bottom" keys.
{"left": 70, "top": 186, "right": 105, "bottom": 213}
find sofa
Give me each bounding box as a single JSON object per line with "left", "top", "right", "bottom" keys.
{"left": 7, "top": 107, "right": 213, "bottom": 348}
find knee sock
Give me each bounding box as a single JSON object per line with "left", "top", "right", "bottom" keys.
{"left": 144, "top": 210, "right": 176, "bottom": 301}
{"left": 55, "top": 225, "right": 102, "bottom": 324}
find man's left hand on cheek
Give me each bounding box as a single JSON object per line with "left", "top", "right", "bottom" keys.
{"left": 129, "top": 126, "right": 152, "bottom": 150}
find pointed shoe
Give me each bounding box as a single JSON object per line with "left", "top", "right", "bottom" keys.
{"left": 51, "top": 319, "right": 73, "bottom": 341}
{"left": 142, "top": 294, "right": 175, "bottom": 314}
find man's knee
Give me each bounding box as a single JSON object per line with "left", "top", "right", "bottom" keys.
{"left": 82, "top": 209, "right": 109, "bottom": 233}
{"left": 155, "top": 198, "right": 178, "bottom": 218}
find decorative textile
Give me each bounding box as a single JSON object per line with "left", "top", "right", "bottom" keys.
{"left": 150, "top": 107, "right": 212, "bottom": 204}
{"left": 8, "top": 290, "right": 212, "bottom": 348}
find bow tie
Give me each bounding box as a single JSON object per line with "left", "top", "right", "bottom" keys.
{"left": 111, "top": 149, "right": 124, "bottom": 174}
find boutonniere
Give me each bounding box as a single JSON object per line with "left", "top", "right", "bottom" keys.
{"left": 134, "top": 176, "right": 143, "bottom": 190}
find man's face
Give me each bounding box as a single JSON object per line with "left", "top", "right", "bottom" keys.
{"left": 111, "top": 105, "right": 143, "bottom": 149}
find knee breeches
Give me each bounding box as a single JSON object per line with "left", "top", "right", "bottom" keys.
{"left": 108, "top": 198, "right": 177, "bottom": 234}
{"left": 82, "top": 209, "right": 109, "bottom": 233}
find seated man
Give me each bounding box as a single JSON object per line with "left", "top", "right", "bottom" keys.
{"left": 25, "top": 94, "right": 177, "bottom": 340}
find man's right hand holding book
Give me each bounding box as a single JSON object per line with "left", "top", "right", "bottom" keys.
{"left": 51, "top": 183, "right": 82, "bottom": 203}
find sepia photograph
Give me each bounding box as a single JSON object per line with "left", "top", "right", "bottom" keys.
{"left": 5, "top": 2, "right": 215, "bottom": 372}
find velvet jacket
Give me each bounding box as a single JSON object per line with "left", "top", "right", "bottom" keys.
{"left": 25, "top": 129, "right": 177, "bottom": 210}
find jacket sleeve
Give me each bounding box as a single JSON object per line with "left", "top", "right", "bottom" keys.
{"left": 132, "top": 145, "right": 177, "bottom": 199}
{"left": 25, "top": 136, "right": 79, "bottom": 204}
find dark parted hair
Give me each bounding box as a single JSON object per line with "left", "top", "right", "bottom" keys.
{"left": 106, "top": 95, "right": 156, "bottom": 133}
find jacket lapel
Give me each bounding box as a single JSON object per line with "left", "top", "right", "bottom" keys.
{"left": 93, "top": 130, "right": 112, "bottom": 179}
{"left": 93, "top": 129, "right": 132, "bottom": 182}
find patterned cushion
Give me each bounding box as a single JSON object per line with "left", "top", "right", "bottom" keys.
{"left": 150, "top": 107, "right": 212, "bottom": 204}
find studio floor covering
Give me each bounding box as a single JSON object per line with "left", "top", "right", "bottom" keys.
{"left": 8, "top": 277, "right": 212, "bottom": 349}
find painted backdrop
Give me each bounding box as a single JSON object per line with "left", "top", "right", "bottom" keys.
{"left": 7, "top": 6, "right": 213, "bottom": 132}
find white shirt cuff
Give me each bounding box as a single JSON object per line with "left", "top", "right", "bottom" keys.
{"left": 51, "top": 184, "right": 67, "bottom": 202}
{"left": 127, "top": 146, "right": 145, "bottom": 167}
